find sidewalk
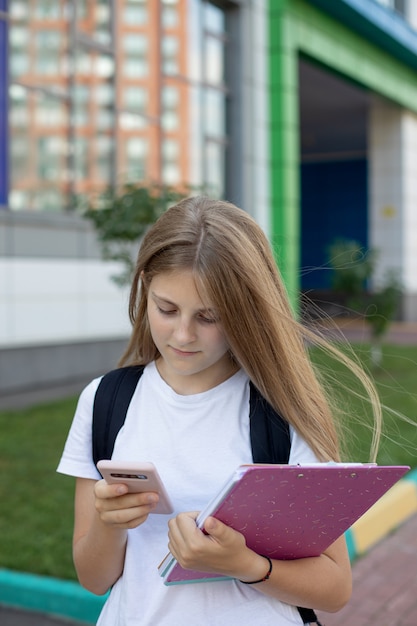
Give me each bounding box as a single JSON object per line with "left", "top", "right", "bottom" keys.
{"left": 0, "top": 605, "right": 88, "bottom": 626}
{"left": 317, "top": 510, "right": 417, "bottom": 625}
{"left": 317, "top": 317, "right": 417, "bottom": 345}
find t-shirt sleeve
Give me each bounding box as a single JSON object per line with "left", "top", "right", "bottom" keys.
{"left": 288, "top": 426, "right": 320, "bottom": 464}
{"left": 56, "top": 377, "right": 102, "bottom": 480}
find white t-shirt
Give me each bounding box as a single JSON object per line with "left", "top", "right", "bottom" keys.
{"left": 57, "top": 363, "right": 318, "bottom": 626}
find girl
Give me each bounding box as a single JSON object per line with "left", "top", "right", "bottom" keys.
{"left": 58, "top": 196, "right": 381, "bottom": 625}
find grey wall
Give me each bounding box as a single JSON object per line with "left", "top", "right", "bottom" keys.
{"left": 0, "top": 337, "right": 128, "bottom": 409}
{"left": 0, "top": 210, "right": 101, "bottom": 260}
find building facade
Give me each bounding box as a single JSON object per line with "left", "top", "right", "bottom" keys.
{"left": 1, "top": 0, "right": 417, "bottom": 399}
{"left": 270, "top": 0, "right": 417, "bottom": 321}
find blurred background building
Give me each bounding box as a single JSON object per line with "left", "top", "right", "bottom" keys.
{"left": 1, "top": 0, "right": 417, "bottom": 401}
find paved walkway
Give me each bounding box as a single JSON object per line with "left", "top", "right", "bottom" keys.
{"left": 317, "top": 511, "right": 417, "bottom": 625}
{"left": 316, "top": 317, "right": 417, "bottom": 345}
{"left": 0, "top": 605, "right": 87, "bottom": 625}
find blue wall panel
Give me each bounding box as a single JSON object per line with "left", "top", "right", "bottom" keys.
{"left": 301, "top": 159, "right": 368, "bottom": 290}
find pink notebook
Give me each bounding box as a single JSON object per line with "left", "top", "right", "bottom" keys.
{"left": 158, "top": 463, "right": 409, "bottom": 585}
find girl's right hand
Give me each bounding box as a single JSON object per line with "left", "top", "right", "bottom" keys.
{"left": 94, "top": 479, "right": 159, "bottom": 529}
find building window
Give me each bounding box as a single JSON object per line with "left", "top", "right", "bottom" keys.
{"left": 187, "top": 0, "right": 229, "bottom": 197}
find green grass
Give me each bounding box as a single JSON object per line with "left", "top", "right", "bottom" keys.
{"left": 0, "top": 396, "right": 78, "bottom": 580}
{"left": 0, "top": 343, "right": 416, "bottom": 581}
{"left": 311, "top": 343, "right": 417, "bottom": 467}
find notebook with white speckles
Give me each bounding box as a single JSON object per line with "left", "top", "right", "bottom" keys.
{"left": 159, "top": 463, "right": 409, "bottom": 585}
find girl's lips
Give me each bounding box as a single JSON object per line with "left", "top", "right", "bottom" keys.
{"left": 170, "top": 346, "right": 198, "bottom": 357}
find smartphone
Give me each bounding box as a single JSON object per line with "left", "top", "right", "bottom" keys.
{"left": 97, "top": 460, "right": 173, "bottom": 514}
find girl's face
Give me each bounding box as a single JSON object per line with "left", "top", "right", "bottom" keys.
{"left": 146, "top": 269, "right": 234, "bottom": 394}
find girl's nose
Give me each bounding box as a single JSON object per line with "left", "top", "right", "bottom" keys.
{"left": 174, "top": 317, "right": 196, "bottom": 344}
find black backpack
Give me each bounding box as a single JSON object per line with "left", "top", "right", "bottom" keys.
{"left": 92, "top": 365, "right": 322, "bottom": 626}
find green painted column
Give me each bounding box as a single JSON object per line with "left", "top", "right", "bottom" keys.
{"left": 269, "top": 1, "right": 300, "bottom": 311}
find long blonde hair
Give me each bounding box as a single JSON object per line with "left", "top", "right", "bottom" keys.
{"left": 120, "top": 196, "right": 381, "bottom": 462}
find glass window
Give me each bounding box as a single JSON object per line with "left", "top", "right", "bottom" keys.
{"left": 124, "top": 34, "right": 148, "bottom": 55}
{"left": 162, "top": 162, "right": 180, "bottom": 184}
{"left": 127, "top": 137, "right": 148, "bottom": 158}
{"left": 9, "top": 2, "right": 28, "bottom": 20}
{"left": 75, "top": 48, "right": 93, "bottom": 75}
{"left": 205, "top": 89, "right": 225, "bottom": 137}
{"left": 10, "top": 135, "right": 29, "bottom": 181}
{"left": 9, "top": 189, "right": 30, "bottom": 211}
{"left": 78, "top": 0, "right": 112, "bottom": 46}
{"left": 162, "top": 85, "right": 179, "bottom": 108}
{"left": 186, "top": 1, "right": 228, "bottom": 195}
{"left": 74, "top": 137, "right": 88, "bottom": 180}
{"left": 96, "top": 54, "right": 114, "bottom": 78}
{"left": 162, "top": 36, "right": 179, "bottom": 57}
{"left": 77, "top": 0, "right": 88, "bottom": 19}
{"left": 204, "top": 36, "right": 224, "bottom": 85}
{"left": 119, "top": 112, "right": 146, "bottom": 130}
{"left": 9, "top": 86, "right": 70, "bottom": 212}
{"left": 9, "top": 25, "right": 30, "bottom": 78}
{"left": 32, "top": 188, "right": 66, "bottom": 212}
{"left": 123, "top": 35, "right": 148, "bottom": 77}
{"left": 124, "top": 86, "right": 148, "bottom": 112}
{"left": 162, "top": 6, "right": 179, "bottom": 28}
{"left": 163, "top": 138, "right": 179, "bottom": 160}
{"left": 35, "top": 1, "right": 65, "bottom": 19}
{"left": 204, "top": 2, "right": 225, "bottom": 34}
{"left": 123, "top": 0, "right": 148, "bottom": 25}
{"left": 9, "top": 84, "right": 29, "bottom": 128}
{"left": 72, "top": 84, "right": 90, "bottom": 127}
{"left": 97, "top": 135, "right": 113, "bottom": 179}
{"left": 205, "top": 140, "right": 224, "bottom": 197}
{"left": 162, "top": 36, "right": 179, "bottom": 75}
{"left": 97, "top": 107, "right": 114, "bottom": 130}
{"left": 162, "top": 111, "right": 179, "bottom": 131}
{"left": 124, "top": 58, "right": 148, "bottom": 77}
{"left": 96, "top": 82, "right": 114, "bottom": 106}
{"left": 35, "top": 95, "right": 67, "bottom": 126}
{"left": 36, "top": 31, "right": 62, "bottom": 75}
{"left": 37, "top": 136, "right": 66, "bottom": 180}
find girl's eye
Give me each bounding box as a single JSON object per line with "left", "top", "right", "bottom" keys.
{"left": 198, "top": 315, "right": 217, "bottom": 324}
{"left": 157, "top": 306, "right": 176, "bottom": 316}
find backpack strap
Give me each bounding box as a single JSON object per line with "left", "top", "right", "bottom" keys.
{"left": 297, "top": 607, "right": 324, "bottom": 625}
{"left": 92, "top": 365, "right": 145, "bottom": 468}
{"left": 91, "top": 366, "right": 318, "bottom": 625}
{"left": 249, "top": 382, "right": 290, "bottom": 464}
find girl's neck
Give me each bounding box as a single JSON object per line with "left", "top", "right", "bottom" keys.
{"left": 155, "top": 357, "right": 240, "bottom": 396}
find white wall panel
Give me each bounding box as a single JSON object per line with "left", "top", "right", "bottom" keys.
{"left": 0, "top": 258, "right": 130, "bottom": 347}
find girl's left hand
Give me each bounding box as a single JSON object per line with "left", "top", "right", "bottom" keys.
{"left": 167, "top": 512, "right": 268, "bottom": 582}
